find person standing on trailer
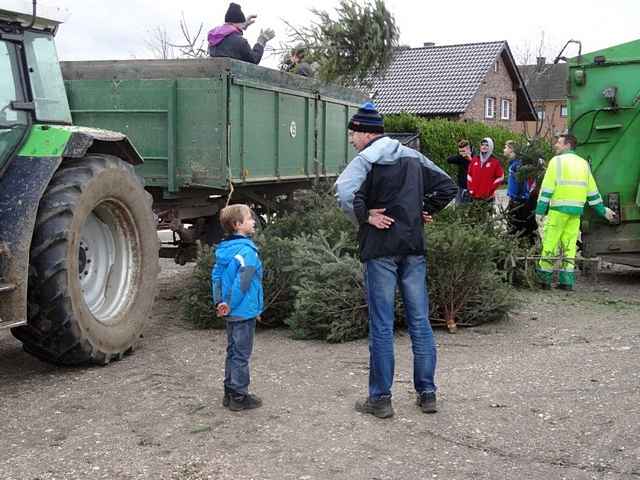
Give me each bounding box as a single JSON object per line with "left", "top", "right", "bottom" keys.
{"left": 208, "top": 2, "right": 275, "bottom": 65}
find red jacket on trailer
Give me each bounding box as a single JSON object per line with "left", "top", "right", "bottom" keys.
{"left": 467, "top": 155, "right": 504, "bottom": 200}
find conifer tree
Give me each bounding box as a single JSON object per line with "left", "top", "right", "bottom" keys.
{"left": 284, "top": 0, "right": 400, "bottom": 85}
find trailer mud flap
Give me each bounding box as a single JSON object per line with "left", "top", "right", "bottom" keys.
{"left": 0, "top": 155, "right": 62, "bottom": 328}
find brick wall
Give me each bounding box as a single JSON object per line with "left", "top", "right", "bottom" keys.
{"left": 522, "top": 99, "right": 568, "bottom": 138}
{"left": 461, "top": 52, "right": 520, "bottom": 131}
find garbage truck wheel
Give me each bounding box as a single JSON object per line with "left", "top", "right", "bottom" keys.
{"left": 11, "top": 154, "right": 159, "bottom": 365}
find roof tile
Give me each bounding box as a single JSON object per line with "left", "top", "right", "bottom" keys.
{"left": 369, "top": 41, "right": 507, "bottom": 114}
{"left": 519, "top": 63, "right": 568, "bottom": 101}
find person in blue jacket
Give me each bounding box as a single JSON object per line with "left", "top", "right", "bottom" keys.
{"left": 211, "top": 204, "right": 264, "bottom": 411}
{"left": 504, "top": 140, "right": 537, "bottom": 243}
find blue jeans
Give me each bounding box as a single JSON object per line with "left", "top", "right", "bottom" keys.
{"left": 224, "top": 318, "right": 256, "bottom": 396}
{"left": 364, "top": 255, "right": 437, "bottom": 399}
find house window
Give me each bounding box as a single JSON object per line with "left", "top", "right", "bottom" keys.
{"left": 560, "top": 104, "right": 568, "bottom": 117}
{"left": 485, "top": 97, "right": 496, "bottom": 119}
{"left": 494, "top": 60, "right": 499, "bottom": 73}
{"left": 537, "top": 107, "right": 545, "bottom": 120}
{"left": 501, "top": 99, "right": 512, "bottom": 120}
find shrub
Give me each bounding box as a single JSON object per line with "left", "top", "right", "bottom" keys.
{"left": 181, "top": 189, "right": 524, "bottom": 339}
{"left": 262, "top": 186, "right": 356, "bottom": 246}
{"left": 258, "top": 187, "right": 356, "bottom": 326}
{"left": 426, "top": 209, "right": 518, "bottom": 332}
{"left": 511, "top": 136, "right": 552, "bottom": 185}
{"left": 383, "top": 114, "right": 521, "bottom": 176}
{"left": 285, "top": 233, "right": 368, "bottom": 342}
{"left": 286, "top": 0, "right": 400, "bottom": 85}
{"left": 255, "top": 235, "right": 297, "bottom": 326}
{"left": 180, "top": 244, "right": 224, "bottom": 329}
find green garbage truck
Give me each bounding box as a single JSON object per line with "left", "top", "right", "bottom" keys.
{"left": 568, "top": 39, "right": 640, "bottom": 267}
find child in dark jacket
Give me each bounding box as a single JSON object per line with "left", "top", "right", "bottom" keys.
{"left": 211, "top": 204, "right": 264, "bottom": 411}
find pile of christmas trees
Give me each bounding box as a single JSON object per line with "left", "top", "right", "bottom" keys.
{"left": 181, "top": 187, "right": 525, "bottom": 342}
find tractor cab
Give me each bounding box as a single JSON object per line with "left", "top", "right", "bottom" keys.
{"left": 0, "top": 2, "right": 71, "bottom": 171}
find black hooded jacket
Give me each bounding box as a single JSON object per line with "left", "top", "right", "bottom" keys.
{"left": 336, "top": 136, "right": 457, "bottom": 261}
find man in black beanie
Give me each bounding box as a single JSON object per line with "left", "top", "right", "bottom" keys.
{"left": 208, "top": 2, "right": 275, "bottom": 64}
{"left": 336, "top": 101, "right": 457, "bottom": 419}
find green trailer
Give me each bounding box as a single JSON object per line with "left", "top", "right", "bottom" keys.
{"left": 568, "top": 39, "right": 640, "bottom": 267}
{"left": 61, "top": 59, "right": 364, "bottom": 261}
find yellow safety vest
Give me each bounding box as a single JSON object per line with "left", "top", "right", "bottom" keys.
{"left": 535, "top": 152, "right": 605, "bottom": 217}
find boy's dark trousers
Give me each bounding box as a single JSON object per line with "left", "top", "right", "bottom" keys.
{"left": 507, "top": 199, "right": 537, "bottom": 244}
{"left": 224, "top": 318, "right": 256, "bottom": 397}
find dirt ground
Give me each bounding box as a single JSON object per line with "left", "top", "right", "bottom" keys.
{"left": 1, "top": 259, "right": 639, "bottom": 480}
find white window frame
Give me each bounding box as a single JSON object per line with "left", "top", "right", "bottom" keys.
{"left": 485, "top": 97, "right": 496, "bottom": 119}
{"left": 494, "top": 60, "right": 499, "bottom": 73}
{"left": 537, "top": 107, "right": 545, "bottom": 120}
{"left": 501, "top": 98, "right": 512, "bottom": 120}
{"left": 560, "top": 104, "right": 568, "bottom": 117}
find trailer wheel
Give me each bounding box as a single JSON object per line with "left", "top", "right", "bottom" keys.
{"left": 12, "top": 154, "right": 159, "bottom": 365}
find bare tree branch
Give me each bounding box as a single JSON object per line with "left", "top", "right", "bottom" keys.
{"left": 169, "top": 12, "right": 207, "bottom": 58}
{"left": 146, "top": 26, "right": 175, "bottom": 60}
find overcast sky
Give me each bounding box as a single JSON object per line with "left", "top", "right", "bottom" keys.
{"left": 43, "top": 0, "right": 640, "bottom": 67}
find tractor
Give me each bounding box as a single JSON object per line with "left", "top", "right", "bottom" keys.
{"left": 0, "top": 2, "right": 159, "bottom": 364}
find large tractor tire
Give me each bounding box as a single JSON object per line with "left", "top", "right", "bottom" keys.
{"left": 11, "top": 154, "right": 159, "bottom": 365}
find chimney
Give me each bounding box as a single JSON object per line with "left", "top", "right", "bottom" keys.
{"left": 423, "top": 42, "right": 435, "bottom": 48}
{"left": 536, "top": 56, "right": 546, "bottom": 72}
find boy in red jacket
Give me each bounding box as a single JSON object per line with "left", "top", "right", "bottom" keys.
{"left": 467, "top": 137, "right": 504, "bottom": 202}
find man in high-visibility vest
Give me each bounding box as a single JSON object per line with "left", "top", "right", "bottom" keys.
{"left": 535, "top": 134, "right": 617, "bottom": 290}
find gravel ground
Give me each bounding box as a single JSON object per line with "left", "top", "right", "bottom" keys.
{"left": 0, "top": 260, "right": 638, "bottom": 480}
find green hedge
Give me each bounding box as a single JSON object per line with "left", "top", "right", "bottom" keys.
{"left": 383, "top": 114, "right": 521, "bottom": 177}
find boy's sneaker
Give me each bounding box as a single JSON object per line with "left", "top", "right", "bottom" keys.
{"left": 229, "top": 393, "right": 263, "bottom": 411}
{"left": 417, "top": 391, "right": 437, "bottom": 413}
{"left": 223, "top": 392, "right": 230, "bottom": 407}
{"left": 355, "top": 396, "right": 394, "bottom": 419}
